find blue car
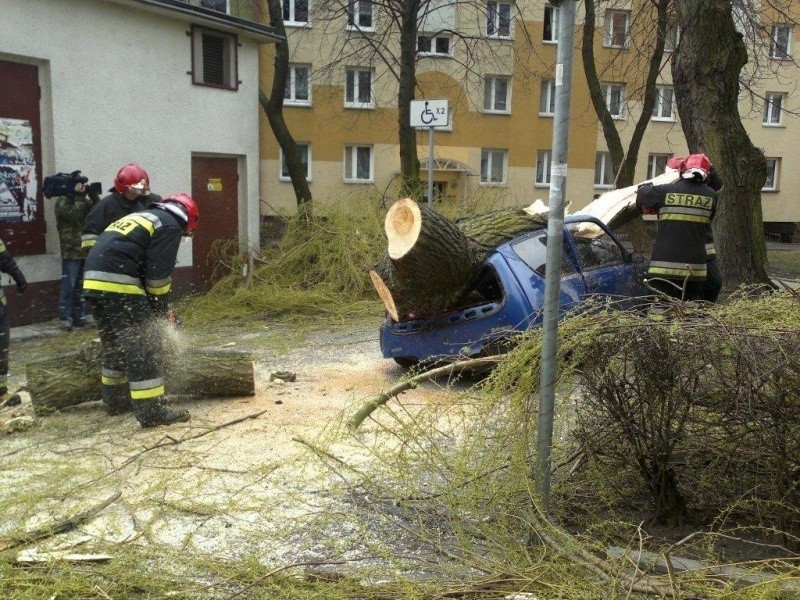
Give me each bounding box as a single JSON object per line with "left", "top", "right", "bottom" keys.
{"left": 380, "top": 215, "right": 649, "bottom": 365}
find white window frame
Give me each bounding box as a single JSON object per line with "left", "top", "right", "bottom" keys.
{"left": 601, "top": 83, "right": 625, "bottom": 119}
{"left": 486, "top": 1, "right": 512, "bottom": 38}
{"left": 484, "top": 75, "right": 511, "bottom": 114}
{"left": 480, "top": 149, "right": 508, "bottom": 184}
{"left": 285, "top": 64, "right": 311, "bottom": 106}
{"left": 536, "top": 150, "right": 551, "bottom": 186}
{"left": 343, "top": 144, "right": 374, "bottom": 183}
{"left": 664, "top": 22, "right": 680, "bottom": 52}
{"left": 539, "top": 79, "right": 555, "bottom": 116}
{"left": 417, "top": 33, "right": 453, "bottom": 56}
{"left": 283, "top": 0, "right": 309, "bottom": 26}
{"left": 344, "top": 68, "right": 374, "bottom": 109}
{"left": 763, "top": 158, "right": 780, "bottom": 191}
{"left": 647, "top": 153, "right": 671, "bottom": 179}
{"left": 763, "top": 92, "right": 784, "bottom": 125}
{"left": 603, "top": 10, "right": 630, "bottom": 48}
{"left": 543, "top": 5, "right": 559, "bottom": 43}
{"left": 652, "top": 85, "right": 675, "bottom": 121}
{"left": 347, "top": 0, "right": 375, "bottom": 32}
{"left": 770, "top": 24, "right": 792, "bottom": 59}
{"left": 595, "top": 152, "right": 614, "bottom": 188}
{"left": 280, "top": 143, "right": 312, "bottom": 182}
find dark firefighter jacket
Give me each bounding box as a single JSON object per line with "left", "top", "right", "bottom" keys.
{"left": 82, "top": 207, "right": 183, "bottom": 315}
{"left": 0, "top": 238, "right": 27, "bottom": 305}
{"left": 705, "top": 170, "right": 724, "bottom": 260}
{"left": 636, "top": 178, "right": 717, "bottom": 281}
{"left": 81, "top": 191, "right": 161, "bottom": 250}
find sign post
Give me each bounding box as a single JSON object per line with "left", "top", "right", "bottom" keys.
{"left": 410, "top": 99, "right": 450, "bottom": 204}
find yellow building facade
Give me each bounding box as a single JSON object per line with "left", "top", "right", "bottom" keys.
{"left": 259, "top": 0, "right": 798, "bottom": 230}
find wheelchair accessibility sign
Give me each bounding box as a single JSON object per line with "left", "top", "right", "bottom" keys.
{"left": 410, "top": 99, "right": 450, "bottom": 128}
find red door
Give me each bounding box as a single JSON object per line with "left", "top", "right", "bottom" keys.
{"left": 0, "top": 60, "right": 45, "bottom": 255}
{"left": 190, "top": 156, "right": 239, "bottom": 291}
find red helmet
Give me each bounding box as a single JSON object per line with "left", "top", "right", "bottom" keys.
{"left": 114, "top": 163, "right": 150, "bottom": 194}
{"left": 666, "top": 156, "right": 685, "bottom": 171}
{"left": 161, "top": 193, "right": 199, "bottom": 232}
{"left": 681, "top": 153, "right": 712, "bottom": 181}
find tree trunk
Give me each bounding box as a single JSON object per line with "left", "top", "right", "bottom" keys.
{"left": 373, "top": 199, "right": 549, "bottom": 320}
{"left": 398, "top": 0, "right": 421, "bottom": 197}
{"left": 261, "top": 0, "right": 313, "bottom": 215}
{"left": 27, "top": 343, "right": 255, "bottom": 416}
{"left": 672, "top": 0, "right": 771, "bottom": 290}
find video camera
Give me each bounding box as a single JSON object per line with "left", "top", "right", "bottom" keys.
{"left": 43, "top": 170, "right": 102, "bottom": 198}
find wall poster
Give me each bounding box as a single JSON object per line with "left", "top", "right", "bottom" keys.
{"left": 0, "top": 117, "right": 38, "bottom": 222}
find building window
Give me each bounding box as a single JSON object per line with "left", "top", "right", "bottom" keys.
{"left": 480, "top": 149, "right": 507, "bottom": 184}
{"left": 601, "top": 83, "right": 625, "bottom": 119}
{"left": 536, "top": 150, "right": 551, "bottom": 186}
{"left": 647, "top": 154, "right": 671, "bottom": 179}
{"left": 285, "top": 64, "right": 311, "bottom": 105}
{"left": 539, "top": 79, "right": 555, "bottom": 116}
{"left": 344, "top": 145, "right": 373, "bottom": 182}
{"left": 280, "top": 143, "right": 311, "bottom": 181}
{"left": 345, "top": 68, "right": 374, "bottom": 108}
{"left": 763, "top": 92, "right": 784, "bottom": 125}
{"left": 191, "top": 26, "right": 238, "bottom": 89}
{"left": 283, "top": 0, "right": 309, "bottom": 25}
{"left": 543, "top": 5, "right": 559, "bottom": 43}
{"left": 763, "top": 158, "right": 780, "bottom": 191}
{"left": 417, "top": 34, "right": 452, "bottom": 56}
{"left": 652, "top": 85, "right": 675, "bottom": 120}
{"left": 195, "top": 0, "right": 228, "bottom": 12}
{"left": 595, "top": 152, "right": 614, "bottom": 188}
{"left": 603, "top": 10, "right": 629, "bottom": 48}
{"left": 487, "top": 1, "right": 512, "bottom": 38}
{"left": 347, "top": 0, "right": 374, "bottom": 31}
{"left": 770, "top": 24, "right": 792, "bottom": 59}
{"left": 484, "top": 76, "right": 511, "bottom": 113}
{"left": 664, "top": 22, "right": 680, "bottom": 52}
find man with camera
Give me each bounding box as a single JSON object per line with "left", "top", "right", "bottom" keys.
{"left": 45, "top": 170, "right": 101, "bottom": 330}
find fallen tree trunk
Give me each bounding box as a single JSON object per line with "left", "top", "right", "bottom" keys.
{"left": 27, "top": 342, "right": 255, "bottom": 415}
{"left": 374, "top": 199, "right": 550, "bottom": 320}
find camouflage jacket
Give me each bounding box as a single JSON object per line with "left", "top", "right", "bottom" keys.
{"left": 55, "top": 192, "right": 99, "bottom": 259}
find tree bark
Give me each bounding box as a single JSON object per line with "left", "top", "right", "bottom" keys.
{"left": 27, "top": 343, "right": 255, "bottom": 415}
{"left": 672, "top": 0, "right": 771, "bottom": 290}
{"left": 261, "top": 0, "right": 313, "bottom": 215}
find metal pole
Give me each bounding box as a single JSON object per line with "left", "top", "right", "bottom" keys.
{"left": 427, "top": 126, "right": 435, "bottom": 204}
{"left": 536, "top": 0, "right": 577, "bottom": 512}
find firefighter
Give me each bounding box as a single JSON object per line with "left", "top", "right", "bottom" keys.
{"left": 81, "top": 163, "right": 156, "bottom": 251}
{"left": 636, "top": 153, "right": 717, "bottom": 301}
{"left": 82, "top": 193, "right": 199, "bottom": 427}
{"left": 0, "top": 238, "right": 27, "bottom": 406}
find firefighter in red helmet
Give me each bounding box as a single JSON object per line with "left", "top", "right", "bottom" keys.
{"left": 81, "top": 163, "right": 160, "bottom": 251}
{"left": 83, "top": 193, "right": 199, "bottom": 427}
{"left": 636, "top": 153, "right": 718, "bottom": 301}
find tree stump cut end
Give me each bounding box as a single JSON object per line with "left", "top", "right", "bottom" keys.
{"left": 370, "top": 269, "right": 399, "bottom": 321}
{"left": 386, "top": 198, "right": 422, "bottom": 259}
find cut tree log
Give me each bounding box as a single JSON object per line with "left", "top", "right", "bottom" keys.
{"left": 374, "top": 199, "right": 550, "bottom": 321}
{"left": 26, "top": 341, "right": 255, "bottom": 415}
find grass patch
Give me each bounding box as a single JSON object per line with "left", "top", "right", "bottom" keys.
{"left": 767, "top": 248, "right": 800, "bottom": 279}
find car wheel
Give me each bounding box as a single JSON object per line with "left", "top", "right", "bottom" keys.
{"left": 393, "top": 356, "right": 419, "bottom": 369}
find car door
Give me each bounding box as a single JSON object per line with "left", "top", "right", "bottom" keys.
{"left": 505, "top": 230, "right": 587, "bottom": 324}
{"left": 565, "top": 220, "right": 645, "bottom": 299}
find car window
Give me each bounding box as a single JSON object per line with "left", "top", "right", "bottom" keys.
{"left": 511, "top": 233, "right": 575, "bottom": 277}
{"left": 566, "top": 222, "right": 624, "bottom": 270}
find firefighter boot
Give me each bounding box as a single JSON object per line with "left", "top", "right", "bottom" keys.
{"left": 134, "top": 399, "right": 190, "bottom": 428}
{"left": 102, "top": 386, "right": 134, "bottom": 416}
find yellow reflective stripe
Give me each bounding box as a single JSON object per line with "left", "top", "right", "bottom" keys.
{"left": 146, "top": 282, "right": 172, "bottom": 296}
{"left": 81, "top": 239, "right": 97, "bottom": 249}
{"left": 0, "top": 243, "right": 5, "bottom": 253}
{"left": 659, "top": 214, "right": 710, "bottom": 223}
{"left": 649, "top": 266, "right": 707, "bottom": 278}
{"left": 1, "top": 297, "right": 6, "bottom": 306}
{"left": 102, "top": 375, "right": 129, "bottom": 386}
{"left": 131, "top": 385, "right": 165, "bottom": 400}
{"left": 126, "top": 214, "right": 156, "bottom": 235}
{"left": 83, "top": 279, "right": 146, "bottom": 295}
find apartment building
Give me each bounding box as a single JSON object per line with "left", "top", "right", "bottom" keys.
{"left": 256, "top": 0, "right": 797, "bottom": 237}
